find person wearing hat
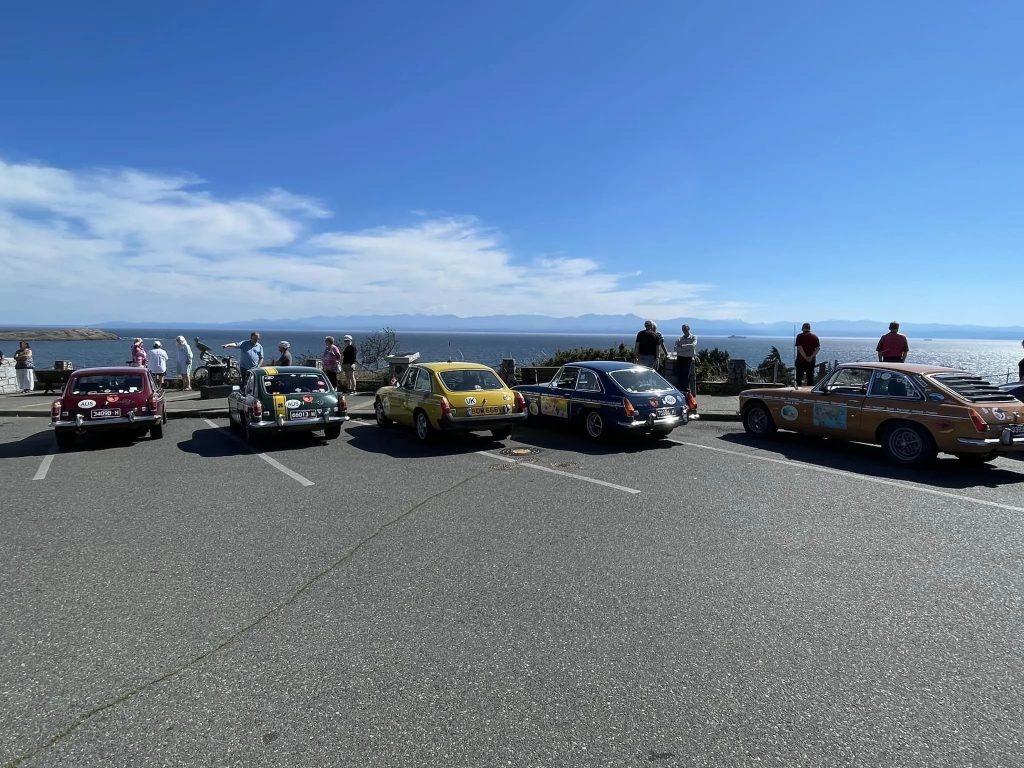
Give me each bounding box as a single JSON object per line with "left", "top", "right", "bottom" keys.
{"left": 175, "top": 335, "right": 194, "bottom": 390}
{"left": 794, "top": 322, "right": 820, "bottom": 386}
{"left": 130, "top": 337, "right": 148, "bottom": 368}
{"left": 148, "top": 340, "right": 169, "bottom": 387}
{"left": 341, "top": 334, "right": 357, "bottom": 392}
{"left": 274, "top": 341, "right": 293, "bottom": 367}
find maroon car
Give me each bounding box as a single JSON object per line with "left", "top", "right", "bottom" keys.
{"left": 51, "top": 366, "right": 167, "bottom": 449}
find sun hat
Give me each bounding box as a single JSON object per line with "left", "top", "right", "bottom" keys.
{"left": 175, "top": 336, "right": 186, "bottom": 343}
{"left": 279, "top": 341, "right": 290, "bottom": 349}
{"left": 152, "top": 340, "right": 162, "bottom": 348}
{"left": 343, "top": 334, "right": 353, "bottom": 341}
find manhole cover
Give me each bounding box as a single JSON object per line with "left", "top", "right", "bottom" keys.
{"left": 499, "top": 446, "right": 542, "bottom": 457}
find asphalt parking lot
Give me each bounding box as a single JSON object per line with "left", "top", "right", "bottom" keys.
{"left": 2, "top": 416, "right": 1023, "bottom": 767}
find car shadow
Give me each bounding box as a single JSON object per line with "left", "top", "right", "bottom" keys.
{"left": 345, "top": 421, "right": 515, "bottom": 458}
{"left": 0, "top": 426, "right": 57, "bottom": 458}
{"left": 511, "top": 424, "right": 679, "bottom": 455}
{"left": 718, "top": 432, "right": 1024, "bottom": 489}
{"left": 176, "top": 422, "right": 335, "bottom": 457}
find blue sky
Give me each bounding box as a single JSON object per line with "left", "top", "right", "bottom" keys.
{"left": 2, "top": 1, "right": 1022, "bottom": 327}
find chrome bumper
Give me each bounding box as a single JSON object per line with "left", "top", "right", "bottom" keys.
{"left": 617, "top": 411, "right": 691, "bottom": 432}
{"left": 440, "top": 411, "right": 527, "bottom": 431}
{"left": 956, "top": 428, "right": 1024, "bottom": 451}
{"left": 249, "top": 413, "right": 349, "bottom": 431}
{"left": 54, "top": 412, "right": 161, "bottom": 432}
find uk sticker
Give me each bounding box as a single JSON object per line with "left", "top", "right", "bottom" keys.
{"left": 663, "top": 395, "right": 677, "bottom": 405}
{"left": 465, "top": 397, "right": 477, "bottom": 406}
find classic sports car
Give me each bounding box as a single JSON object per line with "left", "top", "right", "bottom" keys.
{"left": 374, "top": 361, "right": 526, "bottom": 441}
{"left": 227, "top": 366, "right": 348, "bottom": 441}
{"left": 51, "top": 366, "right": 167, "bottom": 449}
{"left": 740, "top": 362, "right": 1024, "bottom": 465}
{"left": 514, "top": 361, "right": 696, "bottom": 439}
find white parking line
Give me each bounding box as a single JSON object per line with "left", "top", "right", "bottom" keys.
{"left": 670, "top": 439, "right": 1024, "bottom": 514}
{"left": 480, "top": 451, "right": 641, "bottom": 495}
{"left": 203, "top": 418, "right": 314, "bottom": 487}
{"left": 33, "top": 452, "right": 55, "bottom": 481}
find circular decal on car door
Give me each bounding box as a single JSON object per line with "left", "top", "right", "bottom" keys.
{"left": 780, "top": 405, "right": 799, "bottom": 421}
{"left": 528, "top": 401, "right": 540, "bottom": 416}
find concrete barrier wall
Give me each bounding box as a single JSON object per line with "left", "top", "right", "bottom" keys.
{"left": 0, "top": 359, "right": 19, "bottom": 394}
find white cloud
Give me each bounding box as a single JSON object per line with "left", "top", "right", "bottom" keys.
{"left": 0, "top": 158, "right": 750, "bottom": 324}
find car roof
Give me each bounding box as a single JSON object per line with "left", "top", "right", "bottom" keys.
{"left": 559, "top": 360, "right": 643, "bottom": 373}
{"left": 417, "top": 361, "right": 497, "bottom": 372}
{"left": 837, "top": 361, "right": 966, "bottom": 375}
{"left": 253, "top": 365, "right": 325, "bottom": 374}
{"left": 71, "top": 366, "right": 150, "bottom": 375}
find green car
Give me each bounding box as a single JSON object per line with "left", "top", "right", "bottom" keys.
{"left": 227, "top": 366, "right": 348, "bottom": 441}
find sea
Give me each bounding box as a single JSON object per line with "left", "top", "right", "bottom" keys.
{"left": 7, "top": 329, "right": 1023, "bottom": 385}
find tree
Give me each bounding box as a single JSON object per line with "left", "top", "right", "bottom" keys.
{"left": 533, "top": 343, "right": 632, "bottom": 367}
{"left": 753, "top": 345, "right": 792, "bottom": 384}
{"left": 359, "top": 327, "right": 399, "bottom": 370}
{"left": 695, "top": 347, "right": 730, "bottom": 382}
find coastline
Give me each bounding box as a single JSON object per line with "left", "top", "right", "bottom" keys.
{"left": 0, "top": 328, "right": 119, "bottom": 341}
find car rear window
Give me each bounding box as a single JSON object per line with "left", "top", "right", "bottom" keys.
{"left": 70, "top": 374, "right": 145, "bottom": 394}
{"left": 609, "top": 368, "right": 674, "bottom": 393}
{"left": 929, "top": 372, "right": 1016, "bottom": 403}
{"left": 262, "top": 373, "right": 330, "bottom": 394}
{"left": 438, "top": 369, "right": 503, "bottom": 391}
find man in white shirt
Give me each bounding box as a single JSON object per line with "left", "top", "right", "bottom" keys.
{"left": 149, "top": 340, "right": 169, "bottom": 387}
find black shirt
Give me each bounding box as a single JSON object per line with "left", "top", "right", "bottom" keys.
{"left": 342, "top": 344, "right": 356, "bottom": 365}
{"left": 635, "top": 330, "right": 659, "bottom": 356}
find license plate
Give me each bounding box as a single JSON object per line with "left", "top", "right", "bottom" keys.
{"left": 468, "top": 406, "right": 502, "bottom": 416}
{"left": 656, "top": 408, "right": 674, "bottom": 417}
{"left": 289, "top": 410, "right": 317, "bottom": 420}
{"left": 1009, "top": 424, "right": 1024, "bottom": 436}
{"left": 91, "top": 409, "right": 121, "bottom": 418}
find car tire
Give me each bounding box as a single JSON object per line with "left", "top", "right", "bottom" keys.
{"left": 414, "top": 410, "right": 435, "bottom": 442}
{"left": 323, "top": 423, "right": 342, "bottom": 440}
{"left": 150, "top": 422, "right": 164, "bottom": 439}
{"left": 55, "top": 431, "right": 75, "bottom": 450}
{"left": 225, "top": 367, "right": 242, "bottom": 385}
{"left": 881, "top": 422, "right": 937, "bottom": 466}
{"left": 374, "top": 398, "right": 391, "bottom": 426}
{"left": 193, "top": 367, "right": 210, "bottom": 387}
{"left": 490, "top": 427, "right": 513, "bottom": 440}
{"left": 742, "top": 402, "right": 777, "bottom": 437}
{"left": 583, "top": 410, "right": 606, "bottom": 440}
{"left": 954, "top": 451, "right": 996, "bottom": 465}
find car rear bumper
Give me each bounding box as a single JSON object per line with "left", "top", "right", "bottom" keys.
{"left": 440, "top": 412, "right": 527, "bottom": 432}
{"left": 616, "top": 411, "right": 691, "bottom": 433}
{"left": 53, "top": 413, "right": 162, "bottom": 432}
{"left": 956, "top": 429, "right": 1024, "bottom": 452}
{"left": 248, "top": 413, "right": 349, "bottom": 432}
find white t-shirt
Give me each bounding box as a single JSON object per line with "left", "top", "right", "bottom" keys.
{"left": 149, "top": 348, "right": 169, "bottom": 374}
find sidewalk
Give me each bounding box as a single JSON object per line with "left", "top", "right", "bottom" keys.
{"left": 0, "top": 389, "right": 742, "bottom": 421}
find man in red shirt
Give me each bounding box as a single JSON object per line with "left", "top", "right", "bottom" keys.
{"left": 794, "top": 322, "right": 820, "bottom": 386}
{"left": 876, "top": 321, "right": 910, "bottom": 362}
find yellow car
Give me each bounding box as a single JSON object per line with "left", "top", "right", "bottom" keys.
{"left": 740, "top": 362, "right": 1024, "bottom": 466}
{"left": 374, "top": 361, "right": 527, "bottom": 441}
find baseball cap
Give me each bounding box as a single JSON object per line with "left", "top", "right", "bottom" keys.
{"left": 343, "top": 335, "right": 353, "bottom": 341}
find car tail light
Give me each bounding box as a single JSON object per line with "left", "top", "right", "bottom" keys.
{"left": 440, "top": 397, "right": 452, "bottom": 416}
{"left": 146, "top": 394, "right": 159, "bottom": 413}
{"left": 513, "top": 391, "right": 526, "bottom": 412}
{"left": 339, "top": 395, "right": 348, "bottom": 413}
{"left": 252, "top": 400, "right": 263, "bottom": 419}
{"left": 623, "top": 398, "right": 636, "bottom": 417}
{"left": 51, "top": 399, "right": 62, "bottom": 420}
{"left": 968, "top": 408, "right": 988, "bottom": 433}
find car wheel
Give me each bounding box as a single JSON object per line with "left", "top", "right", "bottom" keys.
{"left": 225, "top": 367, "right": 242, "bottom": 385}
{"left": 323, "top": 423, "right": 342, "bottom": 440}
{"left": 954, "top": 451, "right": 996, "bottom": 465}
{"left": 490, "top": 427, "right": 513, "bottom": 440}
{"left": 55, "top": 431, "right": 75, "bottom": 450}
{"left": 881, "top": 422, "right": 936, "bottom": 466}
{"left": 193, "top": 367, "right": 210, "bottom": 387}
{"left": 742, "top": 402, "right": 777, "bottom": 437}
{"left": 414, "top": 410, "right": 435, "bottom": 442}
{"left": 584, "top": 410, "right": 606, "bottom": 440}
{"left": 374, "top": 398, "right": 392, "bottom": 426}
{"left": 150, "top": 422, "right": 164, "bottom": 439}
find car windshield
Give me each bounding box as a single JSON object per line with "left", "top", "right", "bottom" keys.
{"left": 71, "top": 374, "right": 145, "bottom": 394}
{"left": 929, "top": 372, "right": 1015, "bottom": 403}
{"left": 261, "top": 373, "right": 330, "bottom": 394}
{"left": 438, "top": 369, "right": 503, "bottom": 391}
{"left": 609, "top": 368, "right": 674, "bottom": 393}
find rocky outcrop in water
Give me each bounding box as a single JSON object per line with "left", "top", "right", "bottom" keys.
{"left": 0, "top": 327, "right": 120, "bottom": 341}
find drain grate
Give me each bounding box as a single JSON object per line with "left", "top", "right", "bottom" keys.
{"left": 499, "top": 446, "right": 542, "bottom": 457}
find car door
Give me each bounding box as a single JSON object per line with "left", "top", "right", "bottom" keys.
{"left": 539, "top": 366, "right": 578, "bottom": 421}
{"left": 405, "top": 367, "right": 436, "bottom": 424}
{"left": 388, "top": 367, "right": 418, "bottom": 425}
{"left": 860, "top": 369, "right": 924, "bottom": 440}
{"left": 799, "top": 366, "right": 872, "bottom": 438}
{"left": 571, "top": 367, "right": 605, "bottom": 420}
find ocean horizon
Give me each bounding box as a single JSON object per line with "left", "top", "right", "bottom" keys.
{"left": 5, "top": 329, "right": 1022, "bottom": 385}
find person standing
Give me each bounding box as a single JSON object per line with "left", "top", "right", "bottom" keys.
{"left": 1018, "top": 339, "right": 1024, "bottom": 381}
{"left": 274, "top": 341, "right": 293, "bottom": 366}
{"left": 342, "top": 335, "right": 358, "bottom": 392}
{"left": 674, "top": 324, "right": 698, "bottom": 391}
{"left": 322, "top": 336, "right": 343, "bottom": 388}
{"left": 148, "top": 340, "right": 168, "bottom": 387}
{"left": 634, "top": 320, "right": 660, "bottom": 368}
{"left": 175, "top": 336, "right": 194, "bottom": 390}
{"left": 794, "top": 323, "right": 821, "bottom": 386}
{"left": 876, "top": 321, "right": 909, "bottom": 363}
{"left": 14, "top": 341, "right": 34, "bottom": 393}
{"left": 130, "top": 337, "right": 148, "bottom": 368}
{"left": 223, "top": 331, "right": 264, "bottom": 382}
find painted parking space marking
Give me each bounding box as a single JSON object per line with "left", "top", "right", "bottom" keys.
{"left": 33, "top": 452, "right": 55, "bottom": 481}
{"left": 479, "top": 451, "right": 641, "bottom": 495}
{"left": 203, "top": 418, "right": 314, "bottom": 487}
{"left": 670, "top": 438, "right": 1024, "bottom": 514}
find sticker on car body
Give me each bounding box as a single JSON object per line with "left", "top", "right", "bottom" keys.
{"left": 813, "top": 403, "right": 848, "bottom": 429}
{"left": 540, "top": 396, "right": 569, "bottom": 419}
{"left": 78, "top": 399, "right": 97, "bottom": 408}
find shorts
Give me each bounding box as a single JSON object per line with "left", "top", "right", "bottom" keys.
{"left": 342, "top": 363, "right": 355, "bottom": 373}
{"left": 179, "top": 362, "right": 192, "bottom": 375}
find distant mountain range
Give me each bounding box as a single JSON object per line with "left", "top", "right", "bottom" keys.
{"left": 92, "top": 313, "right": 1024, "bottom": 340}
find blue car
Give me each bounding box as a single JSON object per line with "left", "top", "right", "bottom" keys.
{"left": 514, "top": 361, "right": 697, "bottom": 439}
